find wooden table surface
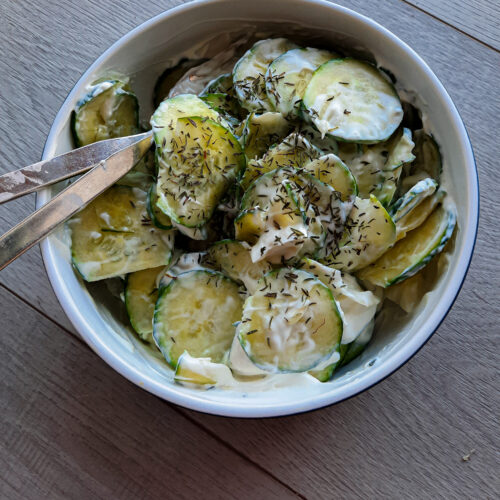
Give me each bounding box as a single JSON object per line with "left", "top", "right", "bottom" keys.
{"left": 1, "top": 1, "right": 499, "bottom": 498}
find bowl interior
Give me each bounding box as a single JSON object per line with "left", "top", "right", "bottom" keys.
{"left": 39, "top": 0, "right": 477, "bottom": 417}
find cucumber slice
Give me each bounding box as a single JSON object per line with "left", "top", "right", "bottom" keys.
{"left": 233, "top": 38, "right": 299, "bottom": 112}
{"left": 239, "top": 168, "right": 314, "bottom": 263}
{"left": 71, "top": 80, "right": 139, "bottom": 147}
{"left": 153, "top": 270, "right": 244, "bottom": 367}
{"left": 299, "top": 258, "right": 379, "bottom": 344}
{"left": 200, "top": 73, "right": 234, "bottom": 96}
{"left": 265, "top": 47, "right": 338, "bottom": 118}
{"left": 174, "top": 352, "right": 236, "bottom": 387}
{"left": 147, "top": 183, "right": 173, "bottom": 229}
{"left": 69, "top": 186, "right": 175, "bottom": 281}
{"left": 156, "top": 116, "right": 245, "bottom": 227}
{"left": 234, "top": 209, "right": 265, "bottom": 244}
{"left": 396, "top": 189, "right": 445, "bottom": 241}
{"left": 303, "top": 154, "right": 358, "bottom": 201}
{"left": 357, "top": 204, "right": 456, "bottom": 287}
{"left": 299, "top": 123, "right": 339, "bottom": 155}
{"left": 125, "top": 265, "right": 166, "bottom": 341}
{"left": 303, "top": 58, "right": 403, "bottom": 143}
{"left": 240, "top": 111, "right": 293, "bottom": 160}
{"left": 337, "top": 128, "right": 415, "bottom": 204}
{"left": 236, "top": 268, "right": 343, "bottom": 373}
{"left": 242, "top": 132, "right": 321, "bottom": 189}
{"left": 200, "top": 92, "right": 245, "bottom": 128}
{"left": 323, "top": 195, "right": 396, "bottom": 272}
{"left": 376, "top": 128, "right": 416, "bottom": 205}
{"left": 205, "top": 240, "right": 272, "bottom": 293}
{"left": 390, "top": 178, "right": 438, "bottom": 223}
{"left": 154, "top": 58, "right": 207, "bottom": 108}
{"left": 340, "top": 319, "right": 374, "bottom": 367}
{"left": 151, "top": 94, "right": 228, "bottom": 152}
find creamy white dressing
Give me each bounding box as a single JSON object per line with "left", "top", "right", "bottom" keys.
{"left": 63, "top": 31, "right": 456, "bottom": 393}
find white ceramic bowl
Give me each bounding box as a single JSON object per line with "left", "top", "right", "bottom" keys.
{"left": 38, "top": 0, "right": 478, "bottom": 417}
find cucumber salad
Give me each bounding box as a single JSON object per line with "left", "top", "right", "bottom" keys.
{"left": 68, "top": 38, "right": 456, "bottom": 389}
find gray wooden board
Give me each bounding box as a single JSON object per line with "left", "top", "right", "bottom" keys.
{"left": 0, "top": 287, "right": 298, "bottom": 500}
{"left": 404, "top": 0, "right": 500, "bottom": 50}
{"left": 0, "top": 0, "right": 499, "bottom": 498}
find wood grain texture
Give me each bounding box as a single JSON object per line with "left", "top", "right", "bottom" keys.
{"left": 404, "top": 0, "right": 500, "bottom": 50}
{"left": 0, "top": 0, "right": 499, "bottom": 499}
{"left": 0, "top": 287, "right": 298, "bottom": 500}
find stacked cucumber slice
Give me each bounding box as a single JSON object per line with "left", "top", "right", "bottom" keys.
{"left": 67, "top": 37, "right": 457, "bottom": 388}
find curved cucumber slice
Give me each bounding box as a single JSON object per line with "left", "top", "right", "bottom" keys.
{"left": 205, "top": 240, "right": 272, "bottom": 293}
{"left": 71, "top": 80, "right": 139, "bottom": 147}
{"left": 303, "top": 154, "right": 358, "bottom": 201}
{"left": 69, "top": 186, "right": 175, "bottom": 281}
{"left": 303, "top": 59, "right": 403, "bottom": 143}
{"left": 151, "top": 94, "right": 227, "bottom": 152}
{"left": 265, "top": 47, "right": 337, "bottom": 118}
{"left": 242, "top": 132, "right": 321, "bottom": 189}
{"left": 156, "top": 116, "right": 245, "bottom": 227}
{"left": 340, "top": 319, "right": 374, "bottom": 367}
{"left": 147, "top": 183, "right": 173, "bottom": 229}
{"left": 233, "top": 38, "right": 299, "bottom": 112}
{"left": 357, "top": 204, "right": 456, "bottom": 287}
{"left": 396, "top": 189, "right": 445, "bottom": 241}
{"left": 376, "top": 128, "right": 416, "bottom": 205}
{"left": 391, "top": 178, "right": 438, "bottom": 223}
{"left": 174, "top": 352, "right": 235, "bottom": 387}
{"left": 240, "top": 168, "right": 314, "bottom": 263}
{"left": 117, "top": 149, "right": 155, "bottom": 190}
{"left": 200, "top": 92, "right": 245, "bottom": 128}
{"left": 125, "top": 266, "right": 166, "bottom": 341}
{"left": 237, "top": 268, "right": 343, "bottom": 373}
{"left": 240, "top": 112, "right": 292, "bottom": 161}
{"left": 153, "top": 270, "right": 244, "bottom": 367}
{"left": 323, "top": 195, "right": 396, "bottom": 272}
{"left": 200, "top": 73, "right": 234, "bottom": 96}
{"left": 337, "top": 128, "right": 415, "bottom": 204}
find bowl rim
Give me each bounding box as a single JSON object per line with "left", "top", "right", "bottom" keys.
{"left": 37, "top": 0, "right": 479, "bottom": 418}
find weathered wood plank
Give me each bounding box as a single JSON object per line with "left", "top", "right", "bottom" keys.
{"left": 404, "top": 0, "right": 500, "bottom": 50}
{"left": 1, "top": 0, "right": 499, "bottom": 498}
{"left": 0, "top": 287, "right": 297, "bottom": 500}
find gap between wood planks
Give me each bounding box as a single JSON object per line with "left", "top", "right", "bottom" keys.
{"left": 399, "top": 0, "right": 500, "bottom": 52}
{"left": 0, "top": 280, "right": 307, "bottom": 499}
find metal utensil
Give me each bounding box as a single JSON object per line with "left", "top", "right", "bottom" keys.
{"left": 0, "top": 131, "right": 152, "bottom": 204}
{"left": 0, "top": 132, "right": 153, "bottom": 270}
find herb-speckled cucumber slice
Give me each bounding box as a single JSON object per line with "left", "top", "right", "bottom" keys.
{"left": 240, "top": 111, "right": 292, "bottom": 161}
{"left": 303, "top": 59, "right": 403, "bottom": 143}
{"left": 237, "top": 268, "right": 343, "bottom": 373}
{"left": 71, "top": 80, "right": 139, "bottom": 147}
{"left": 323, "top": 195, "right": 396, "bottom": 272}
{"left": 242, "top": 132, "right": 321, "bottom": 189}
{"left": 69, "top": 186, "right": 175, "bottom": 281}
{"left": 265, "top": 47, "right": 338, "bottom": 118}
{"left": 125, "top": 265, "right": 166, "bottom": 341}
{"left": 303, "top": 154, "right": 358, "bottom": 201}
{"left": 205, "top": 240, "right": 272, "bottom": 293}
{"left": 153, "top": 270, "right": 244, "bottom": 367}
{"left": 156, "top": 116, "right": 245, "bottom": 227}
{"left": 233, "top": 38, "right": 299, "bottom": 112}
{"left": 357, "top": 204, "right": 456, "bottom": 287}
